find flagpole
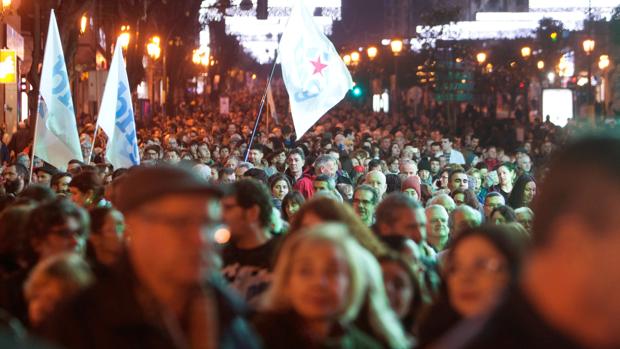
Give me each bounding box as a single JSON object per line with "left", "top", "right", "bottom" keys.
{"left": 28, "top": 100, "right": 41, "bottom": 181}
{"left": 87, "top": 123, "right": 99, "bottom": 164}
{"left": 244, "top": 52, "right": 279, "bottom": 162}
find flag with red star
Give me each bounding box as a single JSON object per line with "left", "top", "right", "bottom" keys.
{"left": 279, "top": 0, "right": 353, "bottom": 140}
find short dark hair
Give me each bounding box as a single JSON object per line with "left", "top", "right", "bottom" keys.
{"left": 89, "top": 207, "right": 118, "bottom": 235}
{"left": 448, "top": 168, "right": 467, "bottom": 183}
{"left": 11, "top": 163, "right": 28, "bottom": 180}
{"left": 268, "top": 173, "right": 292, "bottom": 193}
{"left": 287, "top": 147, "right": 305, "bottom": 161}
{"left": 281, "top": 191, "right": 305, "bottom": 221}
{"left": 26, "top": 198, "right": 87, "bottom": 249}
{"left": 532, "top": 135, "right": 620, "bottom": 246}
{"left": 51, "top": 172, "right": 72, "bottom": 187}
{"left": 375, "top": 193, "right": 422, "bottom": 229}
{"left": 244, "top": 168, "right": 268, "bottom": 184}
{"left": 354, "top": 184, "right": 379, "bottom": 205}
{"left": 18, "top": 185, "right": 56, "bottom": 203}
{"left": 229, "top": 179, "right": 273, "bottom": 227}
{"left": 490, "top": 205, "right": 517, "bottom": 223}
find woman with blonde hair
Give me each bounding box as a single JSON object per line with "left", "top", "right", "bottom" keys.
{"left": 288, "top": 196, "right": 388, "bottom": 257}
{"left": 255, "top": 223, "right": 409, "bottom": 349}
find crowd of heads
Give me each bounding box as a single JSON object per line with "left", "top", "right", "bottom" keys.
{"left": 0, "top": 83, "right": 619, "bottom": 348}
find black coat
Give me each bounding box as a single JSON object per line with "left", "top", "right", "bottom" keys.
{"left": 41, "top": 257, "right": 261, "bottom": 349}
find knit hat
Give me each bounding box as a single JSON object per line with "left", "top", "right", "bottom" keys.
{"left": 401, "top": 175, "right": 421, "bottom": 198}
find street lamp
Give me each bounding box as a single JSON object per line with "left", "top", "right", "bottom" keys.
{"left": 476, "top": 52, "right": 487, "bottom": 64}
{"left": 119, "top": 25, "right": 131, "bottom": 51}
{"left": 583, "top": 38, "right": 596, "bottom": 109}
{"left": 343, "top": 54, "right": 351, "bottom": 66}
{"left": 599, "top": 54, "right": 610, "bottom": 70}
{"left": 537, "top": 60, "right": 545, "bottom": 70}
{"left": 390, "top": 39, "right": 403, "bottom": 55}
{"left": 147, "top": 36, "right": 161, "bottom": 60}
{"left": 80, "top": 14, "right": 88, "bottom": 34}
{"left": 521, "top": 46, "right": 531, "bottom": 59}
{"left": 351, "top": 51, "right": 360, "bottom": 65}
{"left": 367, "top": 46, "right": 377, "bottom": 59}
{"left": 1, "top": 0, "right": 10, "bottom": 11}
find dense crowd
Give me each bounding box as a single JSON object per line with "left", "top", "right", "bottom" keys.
{"left": 0, "top": 81, "right": 619, "bottom": 349}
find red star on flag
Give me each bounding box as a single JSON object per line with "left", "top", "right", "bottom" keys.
{"left": 310, "top": 56, "right": 328, "bottom": 75}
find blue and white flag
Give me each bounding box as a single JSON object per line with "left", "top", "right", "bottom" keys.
{"left": 279, "top": 0, "right": 353, "bottom": 140}
{"left": 95, "top": 38, "right": 140, "bottom": 169}
{"left": 34, "top": 10, "right": 82, "bottom": 169}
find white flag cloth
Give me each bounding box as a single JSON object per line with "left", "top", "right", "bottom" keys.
{"left": 279, "top": 0, "right": 353, "bottom": 140}
{"left": 95, "top": 38, "right": 140, "bottom": 169}
{"left": 34, "top": 10, "right": 82, "bottom": 169}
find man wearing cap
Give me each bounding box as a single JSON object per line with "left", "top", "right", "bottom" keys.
{"left": 34, "top": 164, "right": 57, "bottom": 187}
{"left": 42, "top": 166, "right": 260, "bottom": 349}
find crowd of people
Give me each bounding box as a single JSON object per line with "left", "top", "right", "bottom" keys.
{"left": 0, "top": 81, "right": 619, "bottom": 349}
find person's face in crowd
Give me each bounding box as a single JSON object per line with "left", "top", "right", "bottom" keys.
{"left": 382, "top": 207, "right": 427, "bottom": 244}
{"left": 227, "top": 124, "right": 237, "bottom": 136}
{"left": 32, "top": 216, "right": 82, "bottom": 260}
{"left": 35, "top": 172, "right": 52, "bottom": 187}
{"left": 417, "top": 169, "right": 430, "bottom": 183}
{"left": 403, "top": 188, "right": 419, "bottom": 201}
{"left": 198, "top": 144, "right": 211, "bottom": 161}
{"left": 439, "top": 156, "right": 447, "bottom": 168}
{"left": 143, "top": 149, "right": 160, "bottom": 161}
{"left": 2, "top": 165, "right": 24, "bottom": 194}
{"left": 470, "top": 172, "right": 482, "bottom": 193}
{"left": 338, "top": 184, "right": 353, "bottom": 200}
{"left": 470, "top": 138, "right": 480, "bottom": 149}
{"left": 166, "top": 137, "right": 178, "bottom": 149}
{"left": 235, "top": 166, "right": 249, "bottom": 178}
{"left": 220, "top": 172, "right": 236, "bottom": 184}
{"left": 27, "top": 278, "right": 66, "bottom": 327}
{"left": 391, "top": 144, "right": 401, "bottom": 157}
{"left": 487, "top": 147, "right": 497, "bottom": 159}
{"left": 285, "top": 201, "right": 301, "bottom": 220}
{"left": 439, "top": 171, "right": 449, "bottom": 189}
{"left": 451, "top": 210, "right": 480, "bottom": 237}
{"left": 517, "top": 155, "right": 532, "bottom": 173}
{"left": 220, "top": 147, "right": 230, "bottom": 160}
{"left": 484, "top": 195, "right": 505, "bottom": 219}
{"left": 272, "top": 180, "right": 289, "bottom": 201}
{"left": 431, "top": 144, "right": 442, "bottom": 157}
{"left": 352, "top": 189, "right": 376, "bottom": 225}
{"left": 248, "top": 149, "right": 263, "bottom": 166}
{"left": 287, "top": 154, "right": 305, "bottom": 174}
{"left": 430, "top": 160, "right": 441, "bottom": 175}
{"left": 287, "top": 241, "right": 350, "bottom": 323}
{"left": 497, "top": 166, "right": 514, "bottom": 187}
{"left": 53, "top": 175, "right": 72, "bottom": 195}
{"left": 426, "top": 207, "right": 450, "bottom": 250}
{"left": 225, "top": 157, "right": 238, "bottom": 169}
{"left": 366, "top": 173, "right": 387, "bottom": 198}
{"left": 447, "top": 235, "right": 509, "bottom": 318}
{"left": 232, "top": 148, "right": 242, "bottom": 158}
{"left": 381, "top": 260, "right": 414, "bottom": 319}
{"left": 491, "top": 211, "right": 508, "bottom": 224}
{"left": 523, "top": 181, "right": 536, "bottom": 206}
{"left": 164, "top": 151, "right": 180, "bottom": 164}
{"left": 399, "top": 163, "right": 417, "bottom": 178}
{"left": 90, "top": 210, "right": 125, "bottom": 266}
{"left": 313, "top": 180, "right": 330, "bottom": 193}
{"left": 453, "top": 193, "right": 466, "bottom": 206}
{"left": 389, "top": 159, "right": 400, "bottom": 174}
{"left": 515, "top": 210, "right": 533, "bottom": 232}
{"left": 449, "top": 173, "right": 469, "bottom": 193}
{"left": 542, "top": 141, "right": 553, "bottom": 155}
{"left": 126, "top": 194, "right": 220, "bottom": 288}
{"left": 318, "top": 160, "right": 338, "bottom": 179}
{"left": 441, "top": 138, "right": 452, "bottom": 152}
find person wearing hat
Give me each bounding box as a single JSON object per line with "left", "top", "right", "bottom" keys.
{"left": 34, "top": 164, "right": 58, "bottom": 188}
{"left": 42, "top": 166, "right": 260, "bottom": 349}
{"left": 401, "top": 175, "right": 422, "bottom": 202}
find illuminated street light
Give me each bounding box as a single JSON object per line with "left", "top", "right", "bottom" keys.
{"left": 390, "top": 39, "right": 403, "bottom": 55}
{"left": 343, "top": 54, "right": 351, "bottom": 65}
{"left": 119, "top": 25, "right": 131, "bottom": 50}
{"left": 599, "top": 54, "right": 610, "bottom": 70}
{"left": 80, "top": 14, "right": 88, "bottom": 34}
{"left": 367, "top": 46, "right": 377, "bottom": 59}
{"left": 476, "top": 52, "right": 487, "bottom": 64}
{"left": 351, "top": 51, "right": 360, "bottom": 64}
{"left": 1, "top": 0, "right": 11, "bottom": 10}
{"left": 521, "top": 46, "right": 531, "bottom": 58}
{"left": 147, "top": 36, "right": 161, "bottom": 60}
{"left": 583, "top": 39, "right": 595, "bottom": 55}
{"left": 537, "top": 60, "right": 545, "bottom": 70}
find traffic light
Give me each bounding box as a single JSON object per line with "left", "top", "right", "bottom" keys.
{"left": 257, "top": 0, "right": 268, "bottom": 20}
{"left": 550, "top": 32, "right": 558, "bottom": 42}
{"left": 352, "top": 86, "right": 363, "bottom": 97}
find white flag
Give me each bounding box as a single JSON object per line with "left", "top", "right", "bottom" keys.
{"left": 34, "top": 10, "right": 82, "bottom": 169}
{"left": 95, "top": 38, "right": 140, "bottom": 169}
{"left": 279, "top": 0, "right": 353, "bottom": 140}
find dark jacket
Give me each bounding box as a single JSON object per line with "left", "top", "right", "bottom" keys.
{"left": 429, "top": 287, "right": 583, "bottom": 349}
{"left": 41, "top": 256, "right": 261, "bottom": 349}
{"left": 253, "top": 310, "right": 383, "bottom": 349}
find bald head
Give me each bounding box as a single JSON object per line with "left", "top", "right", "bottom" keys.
{"left": 428, "top": 193, "right": 456, "bottom": 214}
{"left": 449, "top": 205, "right": 482, "bottom": 238}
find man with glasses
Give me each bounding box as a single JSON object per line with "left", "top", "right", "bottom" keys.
{"left": 43, "top": 166, "right": 259, "bottom": 349}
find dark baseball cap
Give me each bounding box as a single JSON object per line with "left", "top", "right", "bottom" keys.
{"left": 113, "top": 165, "right": 222, "bottom": 213}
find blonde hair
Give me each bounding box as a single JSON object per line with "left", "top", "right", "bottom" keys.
{"left": 261, "top": 223, "right": 367, "bottom": 323}
{"left": 24, "top": 253, "right": 94, "bottom": 301}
